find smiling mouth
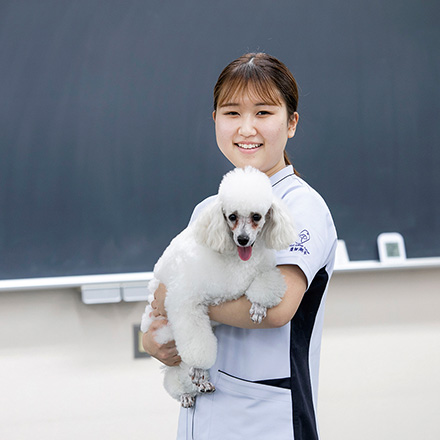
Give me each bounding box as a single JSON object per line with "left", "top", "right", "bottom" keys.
{"left": 236, "top": 143, "right": 262, "bottom": 150}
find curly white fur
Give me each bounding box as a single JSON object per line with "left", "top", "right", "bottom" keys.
{"left": 141, "top": 167, "right": 297, "bottom": 407}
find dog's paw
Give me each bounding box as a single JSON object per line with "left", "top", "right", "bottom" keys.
{"left": 249, "top": 302, "right": 267, "bottom": 324}
{"left": 197, "top": 381, "right": 216, "bottom": 394}
{"left": 189, "top": 367, "right": 215, "bottom": 394}
{"left": 180, "top": 394, "right": 196, "bottom": 408}
{"left": 189, "top": 367, "right": 208, "bottom": 385}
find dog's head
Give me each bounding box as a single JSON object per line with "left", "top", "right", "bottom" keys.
{"left": 195, "top": 167, "right": 297, "bottom": 260}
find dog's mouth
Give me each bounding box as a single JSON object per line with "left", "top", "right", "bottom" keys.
{"left": 237, "top": 246, "right": 253, "bottom": 261}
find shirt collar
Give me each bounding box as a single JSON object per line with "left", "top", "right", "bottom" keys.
{"left": 269, "top": 165, "right": 295, "bottom": 187}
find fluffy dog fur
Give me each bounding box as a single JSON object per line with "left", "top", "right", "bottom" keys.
{"left": 141, "top": 167, "right": 296, "bottom": 407}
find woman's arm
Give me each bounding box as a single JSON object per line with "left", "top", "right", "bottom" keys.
{"left": 151, "top": 265, "right": 307, "bottom": 330}
{"left": 209, "top": 265, "right": 307, "bottom": 329}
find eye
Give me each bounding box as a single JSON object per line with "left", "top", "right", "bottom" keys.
{"left": 257, "top": 110, "right": 271, "bottom": 116}
{"left": 252, "top": 214, "right": 262, "bottom": 222}
{"left": 228, "top": 214, "right": 237, "bottom": 222}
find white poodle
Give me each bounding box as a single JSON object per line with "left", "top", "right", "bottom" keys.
{"left": 141, "top": 166, "right": 296, "bottom": 407}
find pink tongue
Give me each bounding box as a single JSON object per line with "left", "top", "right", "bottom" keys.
{"left": 238, "top": 246, "right": 252, "bottom": 261}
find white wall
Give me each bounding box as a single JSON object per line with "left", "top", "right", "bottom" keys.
{"left": 319, "top": 268, "right": 440, "bottom": 440}
{"left": 0, "top": 288, "right": 180, "bottom": 440}
{"left": 0, "top": 267, "right": 439, "bottom": 440}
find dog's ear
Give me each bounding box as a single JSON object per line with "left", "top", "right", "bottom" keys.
{"left": 194, "top": 200, "right": 235, "bottom": 253}
{"left": 262, "top": 198, "right": 297, "bottom": 250}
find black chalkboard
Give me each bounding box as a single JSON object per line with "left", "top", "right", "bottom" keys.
{"left": 1, "top": 0, "right": 439, "bottom": 280}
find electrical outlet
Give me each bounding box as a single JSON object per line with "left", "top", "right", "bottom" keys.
{"left": 133, "top": 324, "right": 150, "bottom": 359}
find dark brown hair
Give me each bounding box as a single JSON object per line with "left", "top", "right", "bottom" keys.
{"left": 213, "top": 53, "right": 300, "bottom": 175}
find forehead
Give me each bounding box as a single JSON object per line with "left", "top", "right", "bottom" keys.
{"left": 217, "top": 80, "right": 283, "bottom": 108}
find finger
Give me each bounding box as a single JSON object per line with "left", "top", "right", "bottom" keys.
{"left": 164, "top": 345, "right": 179, "bottom": 359}
{"left": 163, "top": 345, "right": 178, "bottom": 357}
{"left": 161, "top": 350, "right": 179, "bottom": 363}
{"left": 150, "top": 319, "right": 168, "bottom": 331}
{"left": 163, "top": 339, "right": 174, "bottom": 347}
{"left": 171, "top": 359, "right": 181, "bottom": 366}
{"left": 166, "top": 354, "right": 181, "bottom": 366}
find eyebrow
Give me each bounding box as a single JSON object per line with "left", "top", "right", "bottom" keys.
{"left": 219, "top": 102, "right": 278, "bottom": 108}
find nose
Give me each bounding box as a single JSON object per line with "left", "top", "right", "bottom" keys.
{"left": 238, "top": 116, "right": 257, "bottom": 137}
{"left": 237, "top": 235, "right": 250, "bottom": 246}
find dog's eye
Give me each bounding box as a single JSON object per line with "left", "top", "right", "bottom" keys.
{"left": 228, "top": 214, "right": 237, "bottom": 222}
{"left": 252, "top": 214, "right": 262, "bottom": 222}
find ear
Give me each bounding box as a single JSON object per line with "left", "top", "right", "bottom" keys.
{"left": 194, "top": 200, "right": 235, "bottom": 253}
{"left": 288, "top": 112, "right": 299, "bottom": 139}
{"left": 263, "top": 198, "right": 297, "bottom": 250}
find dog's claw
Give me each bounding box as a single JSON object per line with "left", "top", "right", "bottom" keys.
{"left": 180, "top": 394, "right": 196, "bottom": 408}
{"left": 250, "top": 302, "right": 267, "bottom": 324}
{"left": 189, "top": 367, "right": 216, "bottom": 394}
{"left": 198, "top": 381, "right": 216, "bottom": 394}
{"left": 189, "top": 367, "right": 207, "bottom": 385}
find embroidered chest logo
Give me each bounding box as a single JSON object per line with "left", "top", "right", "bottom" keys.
{"left": 289, "top": 229, "right": 311, "bottom": 255}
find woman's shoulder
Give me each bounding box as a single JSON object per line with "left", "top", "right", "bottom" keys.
{"left": 188, "top": 195, "right": 217, "bottom": 225}
{"left": 273, "top": 172, "right": 332, "bottom": 217}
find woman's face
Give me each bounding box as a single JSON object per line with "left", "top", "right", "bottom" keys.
{"left": 213, "top": 88, "right": 298, "bottom": 177}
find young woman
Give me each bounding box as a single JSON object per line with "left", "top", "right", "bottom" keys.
{"left": 143, "top": 53, "right": 337, "bottom": 440}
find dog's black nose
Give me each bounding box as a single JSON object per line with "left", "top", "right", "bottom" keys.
{"left": 237, "top": 235, "right": 249, "bottom": 246}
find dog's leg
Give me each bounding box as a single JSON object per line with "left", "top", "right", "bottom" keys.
{"left": 245, "top": 269, "right": 287, "bottom": 323}
{"left": 189, "top": 367, "right": 216, "bottom": 393}
{"left": 163, "top": 363, "right": 199, "bottom": 407}
{"left": 168, "top": 303, "right": 218, "bottom": 369}
{"left": 167, "top": 302, "right": 218, "bottom": 393}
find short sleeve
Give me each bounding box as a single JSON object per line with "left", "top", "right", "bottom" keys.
{"left": 275, "top": 186, "right": 337, "bottom": 288}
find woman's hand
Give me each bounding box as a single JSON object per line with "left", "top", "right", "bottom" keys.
{"left": 151, "top": 282, "right": 167, "bottom": 318}
{"left": 143, "top": 283, "right": 181, "bottom": 366}
{"left": 142, "top": 318, "right": 181, "bottom": 366}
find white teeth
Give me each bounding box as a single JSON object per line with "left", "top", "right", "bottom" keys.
{"left": 237, "top": 143, "right": 261, "bottom": 149}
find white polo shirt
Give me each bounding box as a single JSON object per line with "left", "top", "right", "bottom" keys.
{"left": 177, "top": 165, "right": 337, "bottom": 440}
